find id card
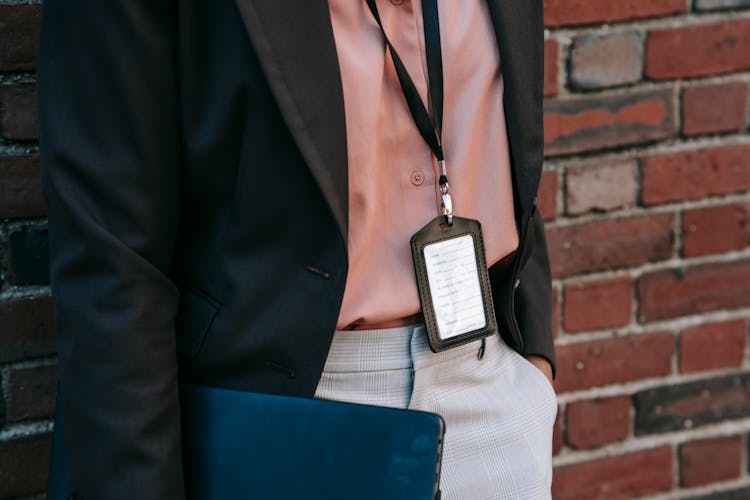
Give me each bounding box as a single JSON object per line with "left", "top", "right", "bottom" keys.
{"left": 410, "top": 216, "right": 497, "bottom": 352}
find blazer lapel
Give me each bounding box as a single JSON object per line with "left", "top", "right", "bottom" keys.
{"left": 234, "top": 0, "right": 349, "bottom": 239}
{"left": 485, "top": 0, "right": 545, "bottom": 219}
{"left": 234, "top": 0, "right": 544, "bottom": 235}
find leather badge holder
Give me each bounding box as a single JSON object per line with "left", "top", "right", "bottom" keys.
{"left": 410, "top": 216, "right": 498, "bottom": 353}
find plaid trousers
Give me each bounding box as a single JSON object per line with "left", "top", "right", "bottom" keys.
{"left": 314, "top": 324, "right": 557, "bottom": 500}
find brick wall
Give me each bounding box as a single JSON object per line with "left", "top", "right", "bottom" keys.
{"left": 0, "top": 0, "right": 749, "bottom": 498}
{"left": 1, "top": 0, "right": 53, "bottom": 498}
{"left": 543, "top": 0, "right": 750, "bottom": 498}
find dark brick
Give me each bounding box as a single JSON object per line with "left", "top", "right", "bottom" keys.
{"left": 0, "top": 296, "right": 56, "bottom": 363}
{"left": 637, "top": 259, "right": 750, "bottom": 322}
{"left": 547, "top": 214, "right": 674, "bottom": 278}
{"left": 0, "top": 384, "right": 5, "bottom": 425}
{"left": 686, "top": 488, "right": 750, "bottom": 500}
{"left": 0, "top": 155, "right": 45, "bottom": 219}
{"left": 0, "top": 84, "right": 38, "bottom": 141}
{"left": 544, "top": 88, "right": 675, "bottom": 157}
{"left": 0, "top": 433, "right": 52, "bottom": 498}
{"left": 0, "top": 4, "right": 41, "bottom": 71}
{"left": 687, "top": 487, "right": 750, "bottom": 500}
{"left": 8, "top": 223, "right": 50, "bottom": 285}
{"left": 695, "top": 0, "right": 750, "bottom": 11}
{"left": 7, "top": 364, "right": 58, "bottom": 422}
{"left": 635, "top": 373, "right": 750, "bottom": 434}
{"left": 685, "top": 486, "right": 750, "bottom": 500}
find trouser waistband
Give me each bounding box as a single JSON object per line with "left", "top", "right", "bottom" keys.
{"left": 324, "top": 324, "right": 489, "bottom": 373}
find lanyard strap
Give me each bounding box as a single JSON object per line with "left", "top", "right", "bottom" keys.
{"left": 364, "top": 0, "right": 453, "bottom": 221}
{"left": 364, "top": 0, "right": 443, "bottom": 161}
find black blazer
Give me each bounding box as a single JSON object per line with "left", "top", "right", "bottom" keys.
{"left": 38, "top": 0, "right": 553, "bottom": 498}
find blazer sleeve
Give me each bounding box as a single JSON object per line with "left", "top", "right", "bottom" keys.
{"left": 38, "top": 1, "right": 184, "bottom": 498}
{"left": 515, "top": 211, "right": 557, "bottom": 377}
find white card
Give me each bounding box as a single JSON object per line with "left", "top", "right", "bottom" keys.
{"left": 422, "top": 234, "right": 487, "bottom": 340}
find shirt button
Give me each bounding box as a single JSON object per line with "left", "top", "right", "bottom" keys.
{"left": 411, "top": 171, "right": 425, "bottom": 186}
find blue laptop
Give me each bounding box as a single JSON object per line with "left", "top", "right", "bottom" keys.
{"left": 180, "top": 384, "right": 445, "bottom": 500}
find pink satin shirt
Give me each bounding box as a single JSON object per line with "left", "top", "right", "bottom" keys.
{"left": 330, "top": 0, "right": 518, "bottom": 330}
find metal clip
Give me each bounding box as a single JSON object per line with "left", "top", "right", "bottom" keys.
{"left": 438, "top": 160, "right": 452, "bottom": 225}
{"left": 438, "top": 159, "right": 447, "bottom": 178}
{"left": 439, "top": 182, "right": 452, "bottom": 225}
{"left": 441, "top": 193, "right": 453, "bottom": 225}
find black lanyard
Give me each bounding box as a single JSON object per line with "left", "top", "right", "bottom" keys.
{"left": 364, "top": 0, "right": 449, "bottom": 191}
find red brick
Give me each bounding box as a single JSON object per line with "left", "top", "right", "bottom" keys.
{"left": 681, "top": 203, "right": 749, "bottom": 258}
{"left": 544, "top": 0, "right": 685, "bottom": 27}
{"left": 638, "top": 259, "right": 750, "bottom": 322}
{"left": 680, "top": 436, "right": 742, "bottom": 487}
{"left": 0, "top": 84, "right": 38, "bottom": 141}
{"left": 563, "top": 277, "right": 633, "bottom": 332}
{"left": 0, "top": 4, "right": 40, "bottom": 71}
{"left": 566, "top": 159, "right": 637, "bottom": 215}
{"left": 552, "top": 447, "right": 673, "bottom": 499}
{"left": 537, "top": 170, "right": 558, "bottom": 220}
{"left": 544, "top": 38, "right": 559, "bottom": 97}
{"left": 552, "top": 287, "right": 559, "bottom": 338}
{"left": 0, "top": 434, "right": 52, "bottom": 498}
{"left": 552, "top": 408, "right": 563, "bottom": 455}
{"left": 641, "top": 144, "right": 750, "bottom": 206}
{"left": 646, "top": 19, "right": 750, "bottom": 79}
{"left": 570, "top": 31, "right": 644, "bottom": 90}
{"left": 566, "top": 396, "right": 631, "bottom": 449}
{"left": 680, "top": 320, "right": 746, "bottom": 373}
{"left": 682, "top": 82, "right": 748, "bottom": 136}
{"left": 0, "top": 296, "right": 56, "bottom": 363}
{"left": 554, "top": 332, "right": 674, "bottom": 393}
{"left": 544, "top": 88, "right": 675, "bottom": 157}
{"left": 547, "top": 214, "right": 674, "bottom": 278}
{"left": 0, "top": 155, "right": 45, "bottom": 219}
{"left": 7, "top": 364, "right": 58, "bottom": 422}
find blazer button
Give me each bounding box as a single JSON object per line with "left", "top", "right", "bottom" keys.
{"left": 514, "top": 278, "right": 521, "bottom": 289}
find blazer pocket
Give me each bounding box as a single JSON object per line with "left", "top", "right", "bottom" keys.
{"left": 175, "top": 287, "right": 221, "bottom": 359}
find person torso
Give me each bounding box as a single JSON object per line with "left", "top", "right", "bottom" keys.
{"left": 330, "top": 0, "right": 519, "bottom": 330}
